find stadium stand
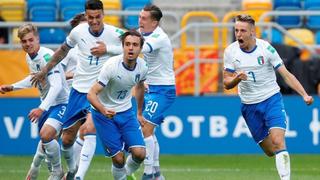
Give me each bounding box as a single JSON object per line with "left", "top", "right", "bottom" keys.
{"left": 60, "top": 0, "right": 86, "bottom": 21}
{"left": 0, "top": 0, "right": 25, "bottom": 21}
{"left": 284, "top": 28, "right": 315, "bottom": 47}
{"left": 28, "top": 0, "right": 57, "bottom": 22}
{"left": 273, "top": 0, "right": 302, "bottom": 28}
{"left": 39, "top": 28, "right": 66, "bottom": 44}
{"left": 262, "top": 28, "right": 283, "bottom": 44}
{"left": 122, "top": 0, "right": 152, "bottom": 29}
{"left": 305, "top": 0, "right": 320, "bottom": 29}
{"left": 102, "top": 0, "right": 122, "bottom": 27}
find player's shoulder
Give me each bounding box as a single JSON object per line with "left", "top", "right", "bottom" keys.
{"left": 103, "top": 24, "right": 124, "bottom": 35}
{"left": 39, "top": 46, "right": 54, "bottom": 62}
{"left": 256, "top": 38, "right": 277, "bottom": 54}
{"left": 225, "top": 41, "right": 239, "bottom": 53}
{"left": 149, "top": 27, "right": 168, "bottom": 40}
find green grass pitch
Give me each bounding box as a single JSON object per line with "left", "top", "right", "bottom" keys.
{"left": 0, "top": 154, "right": 319, "bottom": 179}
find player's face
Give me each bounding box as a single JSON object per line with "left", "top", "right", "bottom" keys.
{"left": 86, "top": 9, "right": 104, "bottom": 33}
{"left": 19, "top": 32, "right": 40, "bottom": 55}
{"left": 234, "top": 21, "right": 255, "bottom": 50}
{"left": 123, "top": 35, "right": 142, "bottom": 62}
{"left": 139, "top": 10, "right": 157, "bottom": 33}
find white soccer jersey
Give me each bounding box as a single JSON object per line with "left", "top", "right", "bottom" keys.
{"left": 224, "top": 38, "right": 283, "bottom": 104}
{"left": 140, "top": 26, "right": 175, "bottom": 85}
{"left": 96, "top": 55, "right": 148, "bottom": 112}
{"left": 61, "top": 46, "right": 78, "bottom": 88}
{"left": 25, "top": 47, "right": 69, "bottom": 110}
{"left": 66, "top": 23, "right": 123, "bottom": 93}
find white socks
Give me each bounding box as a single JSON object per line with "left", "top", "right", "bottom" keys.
{"left": 61, "top": 144, "right": 77, "bottom": 173}
{"left": 43, "top": 139, "right": 62, "bottom": 172}
{"left": 144, "top": 136, "right": 155, "bottom": 175}
{"left": 32, "top": 141, "right": 45, "bottom": 168}
{"left": 112, "top": 165, "right": 126, "bottom": 180}
{"left": 275, "top": 150, "right": 290, "bottom": 180}
{"left": 75, "top": 135, "right": 96, "bottom": 179}
{"left": 153, "top": 134, "right": 160, "bottom": 169}
{"left": 74, "top": 136, "right": 84, "bottom": 166}
{"left": 125, "top": 154, "right": 141, "bottom": 175}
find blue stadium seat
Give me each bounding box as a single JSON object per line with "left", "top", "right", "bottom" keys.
{"left": 60, "top": 0, "right": 86, "bottom": 21}
{"left": 28, "top": 0, "right": 57, "bottom": 21}
{"left": 304, "top": 0, "right": 320, "bottom": 29}
{"left": 273, "top": 0, "right": 302, "bottom": 28}
{"left": 262, "top": 28, "right": 283, "bottom": 44}
{"left": 315, "top": 31, "right": 320, "bottom": 44}
{"left": 122, "top": 0, "right": 152, "bottom": 29}
{"left": 39, "top": 28, "right": 66, "bottom": 44}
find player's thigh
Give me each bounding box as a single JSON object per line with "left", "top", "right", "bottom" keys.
{"left": 62, "top": 120, "right": 82, "bottom": 146}
{"left": 81, "top": 113, "right": 96, "bottom": 134}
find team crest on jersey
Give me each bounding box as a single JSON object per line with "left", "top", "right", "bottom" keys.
{"left": 257, "top": 56, "right": 265, "bottom": 65}
{"left": 43, "top": 54, "right": 51, "bottom": 62}
{"left": 135, "top": 74, "right": 140, "bottom": 83}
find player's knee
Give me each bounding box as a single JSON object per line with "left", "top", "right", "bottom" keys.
{"left": 112, "top": 154, "right": 125, "bottom": 168}
{"left": 39, "top": 128, "right": 55, "bottom": 142}
{"left": 271, "top": 136, "right": 285, "bottom": 150}
{"left": 132, "top": 148, "right": 146, "bottom": 163}
{"left": 62, "top": 135, "right": 74, "bottom": 147}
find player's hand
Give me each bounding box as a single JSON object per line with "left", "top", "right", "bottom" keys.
{"left": 28, "top": 108, "right": 44, "bottom": 123}
{"left": 103, "top": 108, "right": 116, "bottom": 119}
{"left": 31, "top": 70, "right": 47, "bottom": 87}
{"left": 0, "top": 85, "right": 13, "bottom": 94}
{"left": 137, "top": 114, "right": 146, "bottom": 127}
{"left": 90, "top": 41, "right": 106, "bottom": 57}
{"left": 304, "top": 95, "right": 314, "bottom": 105}
{"left": 235, "top": 71, "right": 247, "bottom": 81}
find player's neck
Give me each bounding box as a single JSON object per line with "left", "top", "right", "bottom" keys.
{"left": 122, "top": 61, "right": 137, "bottom": 71}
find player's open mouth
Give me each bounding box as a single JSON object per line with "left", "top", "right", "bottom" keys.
{"left": 238, "top": 39, "right": 244, "bottom": 44}
{"left": 128, "top": 52, "right": 134, "bottom": 56}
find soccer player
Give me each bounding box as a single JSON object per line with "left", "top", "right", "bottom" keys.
{"left": 137, "top": 5, "right": 176, "bottom": 180}
{"left": 31, "top": 0, "right": 124, "bottom": 179}
{"left": 223, "top": 14, "right": 314, "bottom": 180}
{"left": 0, "top": 23, "right": 68, "bottom": 180}
{"left": 87, "top": 29, "right": 147, "bottom": 180}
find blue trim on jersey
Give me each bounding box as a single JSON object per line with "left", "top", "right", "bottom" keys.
{"left": 98, "top": 81, "right": 106, "bottom": 87}
{"left": 275, "top": 149, "right": 287, "bottom": 154}
{"left": 89, "top": 27, "right": 104, "bottom": 37}
{"left": 47, "top": 70, "right": 60, "bottom": 76}
{"left": 122, "top": 62, "right": 136, "bottom": 71}
{"left": 146, "top": 42, "right": 153, "bottom": 53}
{"left": 65, "top": 41, "right": 73, "bottom": 48}
{"left": 274, "top": 63, "right": 283, "bottom": 70}
{"left": 29, "top": 53, "right": 38, "bottom": 60}
{"left": 240, "top": 45, "right": 257, "bottom": 53}
{"left": 141, "top": 32, "right": 153, "bottom": 36}
{"left": 225, "top": 68, "right": 236, "bottom": 73}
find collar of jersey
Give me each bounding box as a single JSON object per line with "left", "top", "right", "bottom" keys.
{"left": 88, "top": 27, "right": 104, "bottom": 37}
{"left": 141, "top": 31, "right": 153, "bottom": 36}
{"left": 29, "top": 53, "right": 38, "bottom": 60}
{"left": 240, "top": 45, "right": 257, "bottom": 54}
{"left": 122, "top": 62, "right": 137, "bottom": 71}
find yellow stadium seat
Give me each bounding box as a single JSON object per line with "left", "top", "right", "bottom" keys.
{"left": 0, "top": 0, "right": 25, "bottom": 21}
{"left": 242, "top": 0, "right": 273, "bottom": 11}
{"left": 12, "top": 28, "right": 20, "bottom": 44}
{"left": 284, "top": 28, "right": 315, "bottom": 61}
{"left": 102, "top": 0, "right": 121, "bottom": 27}
{"left": 284, "top": 28, "right": 315, "bottom": 47}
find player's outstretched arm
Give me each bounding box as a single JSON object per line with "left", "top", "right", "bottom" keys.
{"left": 277, "top": 65, "right": 314, "bottom": 105}
{"left": 0, "top": 85, "right": 13, "bottom": 94}
{"left": 31, "top": 43, "right": 71, "bottom": 87}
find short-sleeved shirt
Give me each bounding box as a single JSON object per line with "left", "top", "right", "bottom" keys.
{"left": 224, "top": 38, "right": 283, "bottom": 104}
{"left": 66, "top": 23, "right": 123, "bottom": 93}
{"left": 96, "top": 55, "right": 148, "bottom": 112}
